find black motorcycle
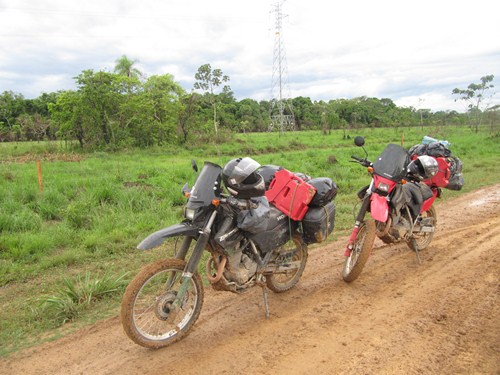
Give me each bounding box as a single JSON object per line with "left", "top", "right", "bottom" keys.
{"left": 121, "top": 158, "right": 336, "bottom": 348}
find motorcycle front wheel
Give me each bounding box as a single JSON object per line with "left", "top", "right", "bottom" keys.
{"left": 342, "top": 219, "right": 376, "bottom": 283}
{"left": 266, "top": 239, "right": 308, "bottom": 293}
{"left": 121, "top": 259, "right": 204, "bottom": 349}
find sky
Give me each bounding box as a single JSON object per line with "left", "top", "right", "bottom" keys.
{"left": 1, "top": 0, "right": 499, "bottom": 112}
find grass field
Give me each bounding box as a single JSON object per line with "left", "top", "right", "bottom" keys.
{"left": 1, "top": 124, "right": 499, "bottom": 356}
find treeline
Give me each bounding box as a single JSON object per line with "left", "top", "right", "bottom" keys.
{"left": 0, "top": 63, "right": 495, "bottom": 149}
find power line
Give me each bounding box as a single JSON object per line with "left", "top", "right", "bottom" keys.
{"left": 0, "top": 6, "right": 256, "bottom": 22}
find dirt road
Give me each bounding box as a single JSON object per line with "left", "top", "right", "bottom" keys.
{"left": 2, "top": 185, "right": 499, "bottom": 375}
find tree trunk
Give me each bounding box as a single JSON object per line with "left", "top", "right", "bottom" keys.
{"left": 213, "top": 102, "right": 218, "bottom": 134}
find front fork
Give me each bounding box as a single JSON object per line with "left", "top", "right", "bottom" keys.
{"left": 344, "top": 195, "right": 371, "bottom": 256}
{"left": 170, "top": 211, "right": 218, "bottom": 314}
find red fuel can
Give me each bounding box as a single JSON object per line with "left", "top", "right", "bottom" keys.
{"left": 265, "top": 169, "right": 317, "bottom": 221}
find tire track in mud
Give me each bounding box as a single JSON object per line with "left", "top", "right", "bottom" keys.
{"left": 1, "top": 185, "right": 499, "bottom": 375}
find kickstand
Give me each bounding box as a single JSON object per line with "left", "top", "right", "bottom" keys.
{"left": 261, "top": 285, "right": 270, "bottom": 319}
{"left": 411, "top": 239, "right": 422, "bottom": 265}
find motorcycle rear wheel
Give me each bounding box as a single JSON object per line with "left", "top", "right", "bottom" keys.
{"left": 407, "top": 206, "right": 437, "bottom": 251}
{"left": 121, "top": 259, "right": 204, "bottom": 349}
{"left": 342, "top": 219, "right": 376, "bottom": 283}
{"left": 266, "top": 240, "right": 308, "bottom": 293}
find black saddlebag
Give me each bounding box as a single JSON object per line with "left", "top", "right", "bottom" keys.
{"left": 301, "top": 200, "right": 336, "bottom": 244}
{"left": 308, "top": 177, "right": 338, "bottom": 206}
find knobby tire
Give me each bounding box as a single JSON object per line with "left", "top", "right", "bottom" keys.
{"left": 121, "top": 258, "right": 204, "bottom": 349}
{"left": 342, "top": 219, "right": 376, "bottom": 283}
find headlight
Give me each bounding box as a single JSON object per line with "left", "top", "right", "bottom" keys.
{"left": 377, "top": 182, "right": 390, "bottom": 192}
{"left": 184, "top": 208, "right": 195, "bottom": 220}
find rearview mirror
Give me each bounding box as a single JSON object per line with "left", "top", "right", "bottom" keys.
{"left": 354, "top": 136, "right": 365, "bottom": 147}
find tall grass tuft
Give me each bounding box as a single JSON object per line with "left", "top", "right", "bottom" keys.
{"left": 39, "top": 272, "right": 128, "bottom": 325}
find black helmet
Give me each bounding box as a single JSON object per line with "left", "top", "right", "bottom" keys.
{"left": 222, "top": 157, "right": 265, "bottom": 198}
{"left": 407, "top": 155, "right": 438, "bottom": 180}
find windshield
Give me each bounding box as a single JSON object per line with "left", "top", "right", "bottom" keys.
{"left": 186, "top": 162, "right": 223, "bottom": 209}
{"left": 372, "top": 144, "right": 410, "bottom": 181}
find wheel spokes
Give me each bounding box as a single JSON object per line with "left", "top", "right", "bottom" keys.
{"left": 132, "top": 269, "right": 197, "bottom": 340}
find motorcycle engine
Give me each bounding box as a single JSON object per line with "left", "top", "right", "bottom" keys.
{"left": 390, "top": 216, "right": 411, "bottom": 239}
{"left": 223, "top": 247, "right": 257, "bottom": 285}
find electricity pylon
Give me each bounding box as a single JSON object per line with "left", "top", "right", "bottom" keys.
{"left": 269, "top": 1, "right": 295, "bottom": 133}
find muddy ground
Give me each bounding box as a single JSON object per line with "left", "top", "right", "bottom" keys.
{"left": 2, "top": 185, "right": 499, "bottom": 375}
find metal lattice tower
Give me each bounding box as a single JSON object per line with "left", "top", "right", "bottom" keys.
{"left": 269, "top": 1, "right": 295, "bottom": 133}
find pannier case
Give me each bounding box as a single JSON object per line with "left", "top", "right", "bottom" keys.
{"left": 301, "top": 201, "right": 336, "bottom": 244}
{"left": 265, "top": 169, "right": 316, "bottom": 221}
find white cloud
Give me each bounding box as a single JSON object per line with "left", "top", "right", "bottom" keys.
{"left": 0, "top": 0, "right": 499, "bottom": 111}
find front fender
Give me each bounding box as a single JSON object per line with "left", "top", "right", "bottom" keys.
{"left": 370, "top": 193, "right": 389, "bottom": 222}
{"left": 137, "top": 222, "right": 199, "bottom": 250}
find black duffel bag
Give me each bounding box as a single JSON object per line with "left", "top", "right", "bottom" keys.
{"left": 308, "top": 177, "right": 337, "bottom": 206}
{"left": 258, "top": 165, "right": 282, "bottom": 190}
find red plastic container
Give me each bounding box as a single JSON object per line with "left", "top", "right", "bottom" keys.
{"left": 265, "top": 169, "right": 317, "bottom": 221}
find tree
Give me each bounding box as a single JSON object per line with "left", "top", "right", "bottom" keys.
{"left": 236, "top": 98, "right": 264, "bottom": 132}
{"left": 114, "top": 55, "right": 143, "bottom": 79}
{"left": 49, "top": 90, "right": 86, "bottom": 147}
{"left": 178, "top": 92, "right": 203, "bottom": 143}
{"left": 193, "top": 63, "right": 231, "bottom": 134}
{"left": 134, "top": 74, "right": 185, "bottom": 146}
{"left": 17, "top": 113, "right": 49, "bottom": 141}
{"left": 75, "top": 70, "right": 126, "bottom": 147}
{"left": 0, "top": 91, "right": 25, "bottom": 140}
{"left": 485, "top": 105, "right": 500, "bottom": 134}
{"left": 291, "top": 96, "right": 315, "bottom": 130}
{"left": 452, "top": 75, "right": 495, "bottom": 132}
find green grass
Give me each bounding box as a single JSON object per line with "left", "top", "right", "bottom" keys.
{"left": 0, "top": 124, "right": 499, "bottom": 356}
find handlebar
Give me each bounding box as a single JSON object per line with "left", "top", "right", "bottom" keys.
{"left": 351, "top": 155, "right": 372, "bottom": 167}
{"left": 222, "top": 196, "right": 258, "bottom": 210}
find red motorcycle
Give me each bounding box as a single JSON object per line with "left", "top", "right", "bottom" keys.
{"left": 342, "top": 136, "right": 444, "bottom": 282}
